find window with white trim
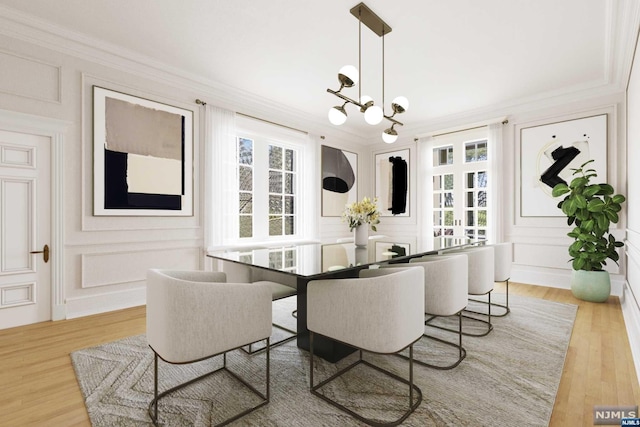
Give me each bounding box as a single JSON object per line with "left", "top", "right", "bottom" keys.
{"left": 427, "top": 128, "right": 491, "bottom": 242}
{"left": 236, "top": 124, "right": 301, "bottom": 242}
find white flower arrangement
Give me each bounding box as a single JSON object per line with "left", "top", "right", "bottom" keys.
{"left": 342, "top": 196, "right": 381, "bottom": 231}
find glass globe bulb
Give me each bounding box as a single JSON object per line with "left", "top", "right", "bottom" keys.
{"left": 364, "top": 105, "right": 383, "bottom": 125}
{"left": 382, "top": 130, "right": 398, "bottom": 144}
{"left": 328, "top": 106, "right": 347, "bottom": 125}
{"left": 338, "top": 65, "right": 359, "bottom": 87}
{"left": 392, "top": 96, "right": 409, "bottom": 114}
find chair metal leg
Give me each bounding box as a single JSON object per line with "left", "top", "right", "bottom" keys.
{"left": 152, "top": 353, "right": 158, "bottom": 423}
{"left": 466, "top": 279, "right": 510, "bottom": 317}
{"left": 243, "top": 322, "right": 297, "bottom": 354}
{"left": 398, "top": 311, "right": 466, "bottom": 370}
{"left": 309, "top": 332, "right": 423, "bottom": 427}
{"left": 244, "top": 302, "right": 298, "bottom": 354}
{"left": 461, "top": 291, "right": 493, "bottom": 337}
{"left": 427, "top": 292, "right": 494, "bottom": 337}
{"left": 148, "top": 340, "right": 270, "bottom": 427}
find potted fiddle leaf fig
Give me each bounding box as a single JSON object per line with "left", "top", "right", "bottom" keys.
{"left": 552, "top": 159, "right": 625, "bottom": 302}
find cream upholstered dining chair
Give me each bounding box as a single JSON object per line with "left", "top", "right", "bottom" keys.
{"left": 439, "top": 245, "right": 495, "bottom": 337}
{"left": 221, "top": 260, "right": 298, "bottom": 354}
{"left": 465, "top": 242, "right": 513, "bottom": 317}
{"left": 307, "top": 267, "right": 425, "bottom": 426}
{"left": 403, "top": 253, "right": 470, "bottom": 369}
{"left": 146, "top": 269, "right": 272, "bottom": 426}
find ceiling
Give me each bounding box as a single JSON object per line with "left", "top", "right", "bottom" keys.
{"left": 0, "top": 0, "right": 634, "bottom": 141}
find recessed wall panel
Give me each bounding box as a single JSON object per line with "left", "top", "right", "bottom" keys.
{"left": 81, "top": 247, "right": 200, "bottom": 288}
{"left": 0, "top": 51, "right": 60, "bottom": 103}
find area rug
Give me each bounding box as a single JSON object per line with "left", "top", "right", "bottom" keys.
{"left": 71, "top": 294, "right": 577, "bottom": 426}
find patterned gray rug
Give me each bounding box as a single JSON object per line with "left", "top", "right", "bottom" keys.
{"left": 71, "top": 294, "right": 577, "bottom": 426}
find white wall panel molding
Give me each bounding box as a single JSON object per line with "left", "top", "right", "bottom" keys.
{"left": 512, "top": 265, "right": 624, "bottom": 297}
{"left": 621, "top": 281, "right": 640, "bottom": 385}
{"left": 65, "top": 234, "right": 202, "bottom": 248}
{"left": 514, "top": 240, "right": 622, "bottom": 274}
{"left": 0, "top": 49, "right": 61, "bottom": 103}
{"left": 625, "top": 228, "right": 640, "bottom": 316}
{"left": 65, "top": 286, "right": 146, "bottom": 319}
{"left": 81, "top": 246, "right": 200, "bottom": 288}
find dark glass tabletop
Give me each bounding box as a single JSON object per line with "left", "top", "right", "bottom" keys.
{"left": 207, "top": 236, "right": 472, "bottom": 279}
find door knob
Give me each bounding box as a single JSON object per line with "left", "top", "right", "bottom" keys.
{"left": 30, "top": 244, "right": 49, "bottom": 263}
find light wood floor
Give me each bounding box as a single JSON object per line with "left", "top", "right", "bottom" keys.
{"left": 0, "top": 282, "right": 638, "bottom": 426}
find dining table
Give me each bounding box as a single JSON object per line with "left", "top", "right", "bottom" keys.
{"left": 207, "top": 236, "right": 475, "bottom": 362}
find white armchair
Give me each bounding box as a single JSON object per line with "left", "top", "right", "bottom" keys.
{"left": 407, "top": 253, "right": 469, "bottom": 369}
{"left": 481, "top": 242, "right": 513, "bottom": 316}
{"left": 443, "top": 245, "right": 495, "bottom": 336}
{"left": 307, "top": 267, "right": 424, "bottom": 426}
{"left": 146, "top": 269, "right": 272, "bottom": 426}
{"left": 220, "top": 260, "right": 298, "bottom": 354}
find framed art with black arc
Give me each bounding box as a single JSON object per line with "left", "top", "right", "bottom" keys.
{"left": 93, "top": 86, "right": 193, "bottom": 216}
{"left": 321, "top": 145, "right": 357, "bottom": 217}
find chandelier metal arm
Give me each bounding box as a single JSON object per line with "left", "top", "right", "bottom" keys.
{"left": 384, "top": 115, "right": 404, "bottom": 126}
{"left": 326, "top": 88, "right": 364, "bottom": 110}
{"left": 327, "top": 88, "right": 405, "bottom": 127}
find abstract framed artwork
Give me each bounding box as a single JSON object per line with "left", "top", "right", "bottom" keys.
{"left": 520, "top": 114, "right": 607, "bottom": 217}
{"left": 321, "top": 145, "right": 357, "bottom": 217}
{"left": 375, "top": 148, "right": 409, "bottom": 217}
{"left": 93, "top": 86, "right": 193, "bottom": 216}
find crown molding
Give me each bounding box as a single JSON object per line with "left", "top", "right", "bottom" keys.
{"left": 605, "top": 0, "right": 640, "bottom": 91}
{"left": 0, "top": 5, "right": 366, "bottom": 144}
{"left": 0, "top": 3, "right": 636, "bottom": 147}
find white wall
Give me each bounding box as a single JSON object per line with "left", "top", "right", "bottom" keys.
{"left": 506, "top": 97, "right": 627, "bottom": 295}
{"left": 365, "top": 93, "right": 628, "bottom": 295}
{"left": 0, "top": 13, "right": 363, "bottom": 318}
{"left": 0, "top": 34, "right": 205, "bottom": 317}
{"left": 623, "top": 28, "right": 640, "bottom": 382}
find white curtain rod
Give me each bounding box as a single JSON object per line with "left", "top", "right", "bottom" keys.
{"left": 195, "top": 99, "right": 308, "bottom": 135}
{"left": 414, "top": 117, "right": 509, "bottom": 141}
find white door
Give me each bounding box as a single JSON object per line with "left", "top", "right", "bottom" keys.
{"left": 427, "top": 128, "right": 491, "bottom": 247}
{"left": 0, "top": 129, "right": 51, "bottom": 329}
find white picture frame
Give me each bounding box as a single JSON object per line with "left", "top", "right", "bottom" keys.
{"left": 93, "top": 86, "right": 193, "bottom": 216}
{"left": 375, "top": 148, "right": 410, "bottom": 217}
{"left": 519, "top": 114, "right": 607, "bottom": 217}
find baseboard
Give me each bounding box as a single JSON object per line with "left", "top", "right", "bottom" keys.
{"left": 511, "top": 266, "right": 624, "bottom": 296}
{"left": 65, "top": 286, "right": 146, "bottom": 319}
{"left": 621, "top": 281, "right": 640, "bottom": 386}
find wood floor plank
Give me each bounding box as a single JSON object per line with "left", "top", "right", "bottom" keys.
{"left": 0, "top": 283, "right": 638, "bottom": 427}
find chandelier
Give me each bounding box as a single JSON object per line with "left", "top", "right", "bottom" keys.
{"left": 327, "top": 2, "right": 408, "bottom": 144}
